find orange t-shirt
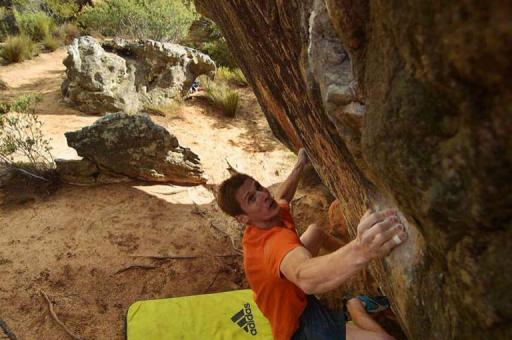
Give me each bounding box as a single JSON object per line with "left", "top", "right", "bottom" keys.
{"left": 242, "top": 202, "right": 307, "bottom": 340}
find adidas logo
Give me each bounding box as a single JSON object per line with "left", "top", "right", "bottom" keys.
{"left": 231, "top": 303, "right": 258, "bottom": 335}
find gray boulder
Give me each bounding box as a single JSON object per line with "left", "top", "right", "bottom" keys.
{"left": 64, "top": 113, "right": 206, "bottom": 185}
{"left": 61, "top": 36, "right": 216, "bottom": 115}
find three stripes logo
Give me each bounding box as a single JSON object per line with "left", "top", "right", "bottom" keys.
{"left": 231, "top": 303, "right": 258, "bottom": 335}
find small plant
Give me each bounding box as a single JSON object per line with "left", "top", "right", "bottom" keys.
{"left": 145, "top": 99, "right": 183, "bottom": 117}
{"left": 203, "top": 79, "right": 239, "bottom": 118}
{"left": 216, "top": 67, "right": 248, "bottom": 87}
{"left": 15, "top": 10, "right": 55, "bottom": 42}
{"left": 55, "top": 22, "right": 80, "bottom": 44}
{"left": 0, "top": 93, "right": 55, "bottom": 175}
{"left": 202, "top": 38, "right": 237, "bottom": 68}
{"left": 1, "top": 34, "right": 36, "bottom": 63}
{"left": 41, "top": 34, "right": 60, "bottom": 51}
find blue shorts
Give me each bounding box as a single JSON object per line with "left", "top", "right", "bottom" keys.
{"left": 291, "top": 295, "right": 346, "bottom": 340}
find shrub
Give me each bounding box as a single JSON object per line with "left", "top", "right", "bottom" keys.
{"left": 0, "top": 7, "right": 19, "bottom": 42}
{"left": 43, "top": 0, "right": 80, "bottom": 23}
{"left": 1, "top": 34, "right": 36, "bottom": 63}
{"left": 202, "top": 38, "right": 237, "bottom": 68}
{"left": 145, "top": 100, "right": 184, "bottom": 117}
{"left": 216, "top": 67, "right": 248, "bottom": 87}
{"left": 41, "top": 34, "right": 60, "bottom": 51}
{"left": 0, "top": 93, "right": 55, "bottom": 174}
{"left": 203, "top": 79, "right": 239, "bottom": 118}
{"left": 55, "top": 22, "right": 81, "bottom": 44}
{"left": 15, "top": 10, "right": 55, "bottom": 42}
{"left": 78, "top": 0, "right": 197, "bottom": 42}
{"left": 188, "top": 18, "right": 237, "bottom": 68}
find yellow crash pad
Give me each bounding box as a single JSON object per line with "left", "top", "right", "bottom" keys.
{"left": 126, "top": 289, "right": 273, "bottom": 340}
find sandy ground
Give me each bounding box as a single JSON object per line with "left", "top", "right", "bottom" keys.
{"left": 0, "top": 48, "right": 309, "bottom": 339}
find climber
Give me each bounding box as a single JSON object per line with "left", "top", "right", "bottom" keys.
{"left": 217, "top": 148, "right": 407, "bottom": 340}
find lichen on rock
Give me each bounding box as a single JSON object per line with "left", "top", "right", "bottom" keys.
{"left": 63, "top": 112, "right": 206, "bottom": 186}
{"left": 61, "top": 36, "right": 216, "bottom": 115}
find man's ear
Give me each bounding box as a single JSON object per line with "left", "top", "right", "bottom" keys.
{"left": 236, "top": 214, "right": 249, "bottom": 224}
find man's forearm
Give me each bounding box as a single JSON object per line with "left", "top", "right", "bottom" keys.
{"left": 296, "top": 240, "right": 369, "bottom": 295}
{"left": 276, "top": 161, "right": 305, "bottom": 202}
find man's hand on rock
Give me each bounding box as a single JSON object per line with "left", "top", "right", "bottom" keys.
{"left": 355, "top": 209, "right": 407, "bottom": 261}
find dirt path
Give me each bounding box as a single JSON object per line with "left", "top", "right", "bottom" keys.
{"left": 0, "top": 48, "right": 300, "bottom": 339}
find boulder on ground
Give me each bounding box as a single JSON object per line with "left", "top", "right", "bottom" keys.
{"left": 61, "top": 36, "right": 216, "bottom": 115}
{"left": 64, "top": 112, "right": 206, "bottom": 185}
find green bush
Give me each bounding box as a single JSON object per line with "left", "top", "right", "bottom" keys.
{"left": 0, "top": 93, "right": 54, "bottom": 174}
{"left": 41, "top": 34, "right": 60, "bottom": 51}
{"left": 15, "top": 10, "right": 55, "bottom": 42}
{"left": 216, "top": 67, "right": 248, "bottom": 87}
{"left": 1, "top": 34, "right": 37, "bottom": 63}
{"left": 0, "top": 7, "right": 19, "bottom": 42}
{"left": 187, "top": 18, "right": 237, "bottom": 68}
{"left": 203, "top": 79, "right": 239, "bottom": 118}
{"left": 202, "top": 38, "right": 237, "bottom": 68}
{"left": 55, "top": 22, "right": 80, "bottom": 44}
{"left": 78, "top": 0, "right": 197, "bottom": 42}
{"left": 44, "top": 0, "right": 80, "bottom": 23}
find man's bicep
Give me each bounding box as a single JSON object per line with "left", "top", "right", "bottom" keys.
{"left": 279, "top": 246, "right": 312, "bottom": 285}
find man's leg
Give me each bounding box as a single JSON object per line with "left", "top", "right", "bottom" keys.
{"left": 345, "top": 298, "right": 395, "bottom": 340}
{"left": 300, "top": 224, "right": 344, "bottom": 256}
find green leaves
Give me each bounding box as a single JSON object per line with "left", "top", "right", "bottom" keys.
{"left": 78, "top": 0, "right": 197, "bottom": 42}
{"left": 0, "top": 93, "right": 54, "bottom": 173}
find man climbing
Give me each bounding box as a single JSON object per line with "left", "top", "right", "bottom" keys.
{"left": 217, "top": 148, "right": 407, "bottom": 340}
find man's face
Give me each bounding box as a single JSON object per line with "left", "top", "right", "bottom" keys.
{"left": 235, "top": 178, "right": 280, "bottom": 226}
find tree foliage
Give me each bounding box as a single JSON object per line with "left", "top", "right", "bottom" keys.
{"left": 0, "top": 93, "right": 55, "bottom": 173}
{"left": 78, "top": 0, "right": 198, "bottom": 42}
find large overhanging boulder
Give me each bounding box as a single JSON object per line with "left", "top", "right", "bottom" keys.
{"left": 195, "top": 0, "right": 512, "bottom": 339}
{"left": 63, "top": 113, "right": 206, "bottom": 186}
{"left": 61, "top": 36, "right": 216, "bottom": 115}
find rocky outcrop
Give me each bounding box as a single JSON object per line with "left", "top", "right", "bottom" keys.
{"left": 63, "top": 113, "right": 206, "bottom": 186}
{"left": 61, "top": 36, "right": 216, "bottom": 115}
{"left": 195, "top": 0, "right": 512, "bottom": 339}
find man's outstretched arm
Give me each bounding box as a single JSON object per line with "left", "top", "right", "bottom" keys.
{"left": 276, "top": 148, "right": 308, "bottom": 202}
{"left": 280, "top": 209, "right": 407, "bottom": 295}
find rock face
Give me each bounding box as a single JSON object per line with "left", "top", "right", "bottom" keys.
{"left": 64, "top": 113, "right": 206, "bottom": 186}
{"left": 195, "top": 1, "right": 512, "bottom": 339}
{"left": 61, "top": 36, "right": 216, "bottom": 115}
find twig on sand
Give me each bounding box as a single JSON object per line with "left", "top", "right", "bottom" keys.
{"left": 203, "top": 270, "right": 221, "bottom": 293}
{"left": 225, "top": 158, "right": 239, "bottom": 176}
{"left": 209, "top": 222, "right": 230, "bottom": 237}
{"left": 40, "top": 290, "right": 80, "bottom": 340}
{"left": 191, "top": 203, "right": 207, "bottom": 217}
{"left": 156, "top": 189, "right": 188, "bottom": 196}
{"left": 129, "top": 255, "right": 198, "bottom": 260}
{"left": 0, "top": 319, "right": 17, "bottom": 340}
{"left": 113, "top": 265, "right": 159, "bottom": 275}
{"left": 129, "top": 254, "right": 241, "bottom": 260}
{"left": 208, "top": 222, "right": 243, "bottom": 255}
